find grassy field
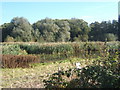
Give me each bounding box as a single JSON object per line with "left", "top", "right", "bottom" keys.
{"left": 1, "top": 58, "right": 95, "bottom": 88}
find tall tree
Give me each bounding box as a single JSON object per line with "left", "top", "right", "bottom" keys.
{"left": 1, "top": 23, "right": 14, "bottom": 42}
{"left": 55, "top": 19, "right": 70, "bottom": 42}
{"left": 33, "top": 18, "right": 60, "bottom": 42}
{"left": 89, "top": 20, "right": 118, "bottom": 41}
{"left": 68, "top": 18, "right": 90, "bottom": 41}
{"left": 10, "top": 17, "right": 34, "bottom": 42}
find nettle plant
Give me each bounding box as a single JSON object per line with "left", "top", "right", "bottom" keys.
{"left": 43, "top": 48, "right": 120, "bottom": 88}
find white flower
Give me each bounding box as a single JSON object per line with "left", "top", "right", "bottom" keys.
{"left": 75, "top": 62, "right": 82, "bottom": 69}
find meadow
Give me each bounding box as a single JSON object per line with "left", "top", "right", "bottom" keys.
{"left": 1, "top": 41, "right": 120, "bottom": 88}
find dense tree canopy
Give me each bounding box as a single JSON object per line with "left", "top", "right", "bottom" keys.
{"left": 68, "top": 18, "right": 90, "bottom": 41}
{"left": 10, "top": 17, "right": 34, "bottom": 42}
{"left": 1, "top": 17, "right": 119, "bottom": 42}
{"left": 89, "top": 21, "right": 118, "bottom": 41}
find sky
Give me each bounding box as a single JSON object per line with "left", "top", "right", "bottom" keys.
{"left": 1, "top": 1, "right": 118, "bottom": 25}
{"left": 118, "top": 1, "right": 120, "bottom": 15}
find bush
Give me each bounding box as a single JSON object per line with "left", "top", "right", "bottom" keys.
{"left": 2, "top": 44, "right": 28, "bottom": 55}
{"left": 104, "top": 33, "right": 118, "bottom": 41}
{"left": 1, "top": 54, "right": 39, "bottom": 68}
{"left": 67, "top": 66, "right": 119, "bottom": 88}
{"left": 43, "top": 50, "right": 120, "bottom": 88}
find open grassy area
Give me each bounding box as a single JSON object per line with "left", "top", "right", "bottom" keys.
{"left": 1, "top": 58, "right": 94, "bottom": 88}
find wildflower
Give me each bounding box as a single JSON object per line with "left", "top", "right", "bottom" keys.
{"left": 75, "top": 62, "right": 82, "bottom": 69}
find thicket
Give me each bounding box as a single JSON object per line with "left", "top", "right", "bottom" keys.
{"left": 1, "top": 54, "right": 39, "bottom": 68}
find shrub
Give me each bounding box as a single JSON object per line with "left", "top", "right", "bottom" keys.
{"left": 67, "top": 66, "right": 119, "bottom": 88}
{"left": 104, "top": 33, "right": 118, "bottom": 41}
{"left": 1, "top": 54, "right": 39, "bottom": 68}
{"left": 2, "top": 44, "right": 28, "bottom": 55}
{"left": 43, "top": 50, "right": 119, "bottom": 88}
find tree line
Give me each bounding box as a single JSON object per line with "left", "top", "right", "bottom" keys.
{"left": 0, "top": 17, "right": 118, "bottom": 42}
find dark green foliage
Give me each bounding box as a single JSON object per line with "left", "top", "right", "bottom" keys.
{"left": 39, "top": 53, "right": 73, "bottom": 63}
{"left": 67, "top": 66, "right": 119, "bottom": 88}
{"left": 89, "top": 20, "right": 118, "bottom": 41}
{"left": 68, "top": 18, "right": 90, "bottom": 42}
{"left": 43, "top": 68, "right": 73, "bottom": 88}
{"left": 1, "top": 23, "right": 14, "bottom": 42}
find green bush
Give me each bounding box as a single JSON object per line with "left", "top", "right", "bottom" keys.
{"left": 2, "top": 44, "right": 28, "bottom": 55}
{"left": 104, "top": 33, "right": 118, "bottom": 41}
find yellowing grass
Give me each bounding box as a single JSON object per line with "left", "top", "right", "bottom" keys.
{"left": 1, "top": 58, "right": 94, "bottom": 88}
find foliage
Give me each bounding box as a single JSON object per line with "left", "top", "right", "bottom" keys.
{"left": 89, "top": 21, "right": 118, "bottom": 41}
{"left": 1, "top": 42, "right": 119, "bottom": 69}
{"left": 2, "top": 42, "right": 119, "bottom": 62}
{"left": 43, "top": 47, "right": 120, "bottom": 88}
{"left": 20, "top": 43, "right": 74, "bottom": 54}
{"left": 2, "top": 44, "right": 28, "bottom": 55}
{"left": 1, "top": 17, "right": 34, "bottom": 42}
{"left": 1, "top": 17, "right": 118, "bottom": 42}
{"left": 1, "top": 23, "right": 14, "bottom": 42}
{"left": 104, "top": 33, "right": 118, "bottom": 41}
{"left": 4, "top": 35, "right": 15, "bottom": 42}
{"left": 19, "top": 42, "right": 106, "bottom": 61}
{"left": 68, "top": 18, "right": 90, "bottom": 42}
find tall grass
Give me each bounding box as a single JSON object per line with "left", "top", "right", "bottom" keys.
{"left": 1, "top": 41, "right": 119, "bottom": 68}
